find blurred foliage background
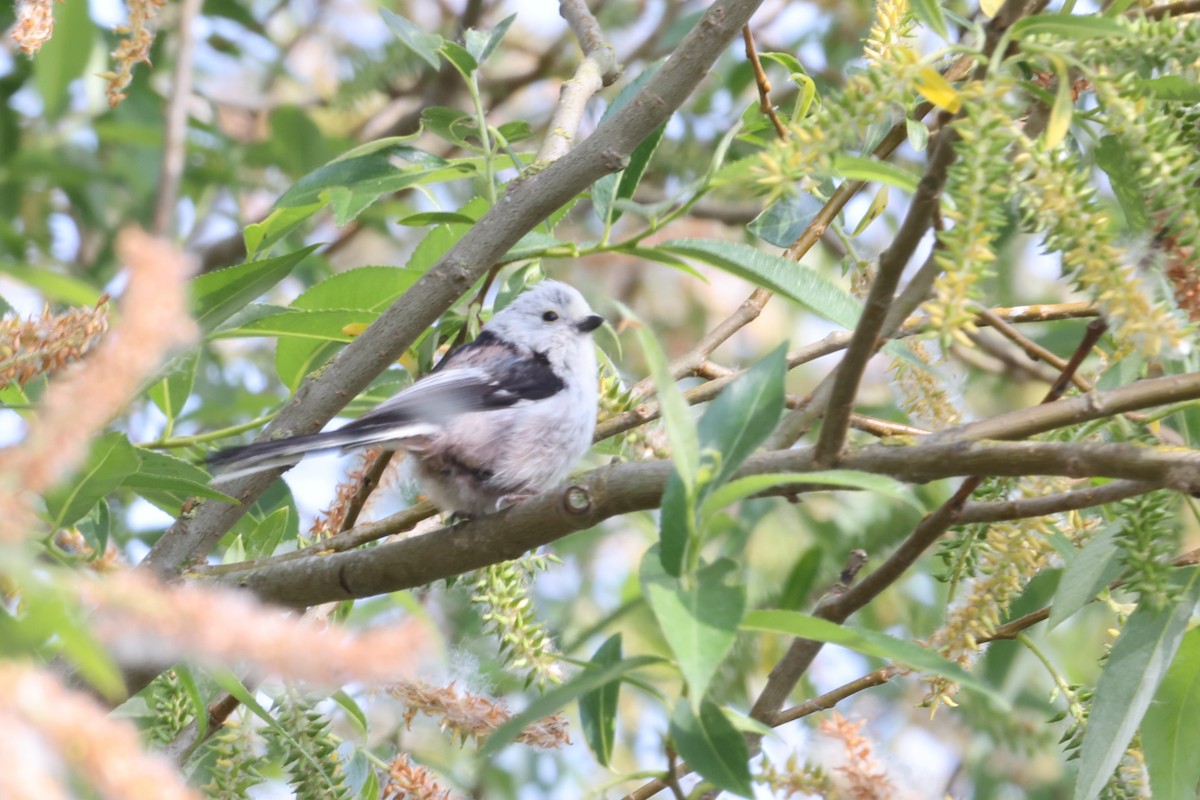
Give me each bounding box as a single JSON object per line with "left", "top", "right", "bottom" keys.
{"left": 3, "top": 0, "right": 1200, "bottom": 798}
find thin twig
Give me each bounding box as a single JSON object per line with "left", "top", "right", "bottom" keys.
{"left": 338, "top": 450, "right": 397, "bottom": 533}
{"left": 152, "top": 0, "right": 203, "bottom": 236}
{"left": 743, "top": 25, "right": 788, "bottom": 140}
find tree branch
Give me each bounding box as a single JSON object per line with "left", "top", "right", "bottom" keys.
{"left": 535, "top": 0, "right": 622, "bottom": 162}
{"left": 211, "top": 437, "right": 1200, "bottom": 607}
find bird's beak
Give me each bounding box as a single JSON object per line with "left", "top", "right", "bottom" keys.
{"left": 577, "top": 315, "right": 605, "bottom": 333}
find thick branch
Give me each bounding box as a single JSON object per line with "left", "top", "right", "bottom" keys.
{"left": 142, "top": 0, "right": 769, "bottom": 578}
{"left": 212, "top": 439, "right": 1200, "bottom": 607}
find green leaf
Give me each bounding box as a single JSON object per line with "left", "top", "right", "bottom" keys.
{"left": 597, "top": 124, "right": 667, "bottom": 226}
{"left": 1009, "top": 14, "right": 1127, "bottom": 40}
{"left": 905, "top": 117, "right": 929, "bottom": 151}
{"left": 332, "top": 689, "right": 370, "bottom": 736}
{"left": 244, "top": 507, "right": 290, "bottom": 559}
{"left": 275, "top": 265, "right": 423, "bottom": 389}
{"left": 1043, "top": 57, "right": 1073, "bottom": 150}
{"left": 1143, "top": 627, "right": 1200, "bottom": 800}
{"left": 477, "top": 655, "right": 663, "bottom": 758}
{"left": 1095, "top": 136, "right": 1147, "bottom": 231}
{"left": 464, "top": 14, "right": 516, "bottom": 64}
{"left": 642, "top": 554, "right": 746, "bottom": 703}
{"left": 579, "top": 634, "right": 622, "bottom": 767}
{"left": 422, "top": 106, "right": 476, "bottom": 148}
{"left": 396, "top": 211, "right": 477, "bottom": 227}
{"left": 190, "top": 245, "right": 320, "bottom": 334}
{"left": 148, "top": 352, "right": 197, "bottom": 422}
{"left": 908, "top": 0, "right": 949, "bottom": 39}
{"left": 1073, "top": 568, "right": 1200, "bottom": 800}
{"left": 34, "top": 0, "right": 94, "bottom": 120}
{"left": 659, "top": 239, "right": 862, "bottom": 331}
{"left": 26, "top": 587, "right": 124, "bottom": 701}
{"left": 742, "top": 609, "right": 1005, "bottom": 704}
{"left": 635, "top": 328, "right": 698, "bottom": 487}
{"left": 380, "top": 8, "right": 443, "bottom": 69}
{"left": 0, "top": 263, "right": 104, "bottom": 306}
{"left": 122, "top": 448, "right": 236, "bottom": 511}
{"left": 1048, "top": 523, "right": 1122, "bottom": 629}
{"left": 274, "top": 140, "right": 472, "bottom": 212}
{"left": 173, "top": 665, "right": 208, "bottom": 741}
{"left": 439, "top": 41, "right": 478, "bottom": 79}
{"left": 45, "top": 432, "right": 141, "bottom": 529}
{"left": 1135, "top": 76, "right": 1200, "bottom": 103}
{"left": 696, "top": 343, "right": 786, "bottom": 491}
{"left": 243, "top": 203, "right": 324, "bottom": 258}
{"left": 669, "top": 698, "right": 753, "bottom": 798}
{"left": 833, "top": 154, "right": 920, "bottom": 193}
{"left": 700, "top": 470, "right": 921, "bottom": 517}
{"left": 216, "top": 308, "right": 376, "bottom": 343}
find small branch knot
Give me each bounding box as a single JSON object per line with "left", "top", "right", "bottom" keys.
{"left": 562, "top": 485, "right": 592, "bottom": 515}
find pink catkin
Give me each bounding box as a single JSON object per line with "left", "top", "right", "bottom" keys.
{"left": 0, "top": 228, "right": 196, "bottom": 541}
{"left": 80, "top": 571, "right": 428, "bottom": 687}
{"left": 10, "top": 0, "right": 55, "bottom": 55}
{"left": 0, "top": 664, "right": 200, "bottom": 800}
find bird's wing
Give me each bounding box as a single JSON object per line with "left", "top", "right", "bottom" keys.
{"left": 209, "top": 333, "right": 566, "bottom": 481}
{"left": 342, "top": 333, "right": 565, "bottom": 434}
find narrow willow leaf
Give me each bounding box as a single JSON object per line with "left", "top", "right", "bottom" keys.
{"left": 669, "top": 699, "right": 753, "bottom": 798}
{"left": 123, "top": 448, "right": 236, "bottom": 511}
{"left": 190, "top": 245, "right": 320, "bottom": 334}
{"left": 1143, "top": 627, "right": 1200, "bottom": 799}
{"left": 1043, "top": 57, "right": 1073, "bottom": 150}
{"left": 579, "top": 634, "right": 622, "bottom": 767}
{"left": 851, "top": 184, "right": 890, "bottom": 237}
{"left": 909, "top": 0, "right": 949, "bottom": 39}
{"left": 642, "top": 554, "right": 746, "bottom": 704}
{"left": 659, "top": 239, "right": 862, "bottom": 331}
{"left": 742, "top": 609, "right": 1006, "bottom": 705}
{"left": 1047, "top": 523, "right": 1123, "bottom": 629}
{"left": 477, "top": 655, "right": 663, "bottom": 758}
{"left": 380, "top": 8, "right": 442, "bottom": 69}
{"left": 464, "top": 14, "right": 516, "bottom": 64}
{"left": 701, "top": 469, "right": 922, "bottom": 518}
{"left": 1095, "top": 136, "right": 1148, "bottom": 231}
{"left": 1135, "top": 76, "right": 1200, "bottom": 103}
{"left": 149, "top": 352, "right": 198, "bottom": 421}
{"left": 439, "top": 41, "right": 478, "bottom": 79}
{"left": 1073, "top": 568, "right": 1200, "bottom": 800}
{"left": 635, "top": 328, "right": 698, "bottom": 487}
{"left": 1009, "top": 15, "right": 1127, "bottom": 40}
{"left": 696, "top": 343, "right": 786, "bottom": 491}
{"left": 45, "top": 432, "right": 141, "bottom": 529}
{"left": 33, "top": 0, "right": 92, "bottom": 120}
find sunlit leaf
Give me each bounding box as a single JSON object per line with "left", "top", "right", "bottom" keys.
{"left": 913, "top": 67, "right": 962, "bottom": 113}
{"left": 380, "top": 8, "right": 442, "bottom": 69}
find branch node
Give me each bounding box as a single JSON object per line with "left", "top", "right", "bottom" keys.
{"left": 562, "top": 484, "right": 592, "bottom": 515}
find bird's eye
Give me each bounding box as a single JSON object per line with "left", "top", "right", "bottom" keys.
{"left": 542, "top": 310, "right": 559, "bottom": 322}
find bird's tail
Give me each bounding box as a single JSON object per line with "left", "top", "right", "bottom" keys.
{"left": 208, "top": 421, "right": 437, "bottom": 482}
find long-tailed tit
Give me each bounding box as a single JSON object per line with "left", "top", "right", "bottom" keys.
{"left": 210, "top": 281, "right": 604, "bottom": 517}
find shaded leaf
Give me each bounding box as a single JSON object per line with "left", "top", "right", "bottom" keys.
{"left": 123, "top": 448, "right": 236, "bottom": 511}
{"left": 380, "top": 8, "right": 442, "bottom": 69}
{"left": 1143, "top": 627, "right": 1200, "bottom": 799}
{"left": 579, "top": 634, "right": 622, "bottom": 767}
{"left": 1074, "top": 568, "right": 1200, "bottom": 800}
{"left": 642, "top": 554, "right": 746, "bottom": 703}
{"left": 833, "top": 154, "right": 920, "bottom": 193}
{"left": 1048, "top": 523, "right": 1123, "bottom": 629}
{"left": 464, "top": 14, "right": 515, "bottom": 64}
{"left": 909, "top": 0, "right": 949, "bottom": 39}
{"left": 34, "top": 0, "right": 93, "bottom": 120}
{"left": 191, "top": 245, "right": 320, "bottom": 334}
{"left": 45, "top": 432, "right": 141, "bottom": 529}
{"left": 1009, "top": 15, "right": 1127, "bottom": 40}
{"left": 669, "top": 699, "right": 753, "bottom": 797}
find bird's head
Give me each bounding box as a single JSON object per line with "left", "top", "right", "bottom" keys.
{"left": 485, "top": 280, "right": 604, "bottom": 368}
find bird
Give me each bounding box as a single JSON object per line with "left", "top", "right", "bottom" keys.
{"left": 209, "top": 280, "right": 605, "bottom": 517}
